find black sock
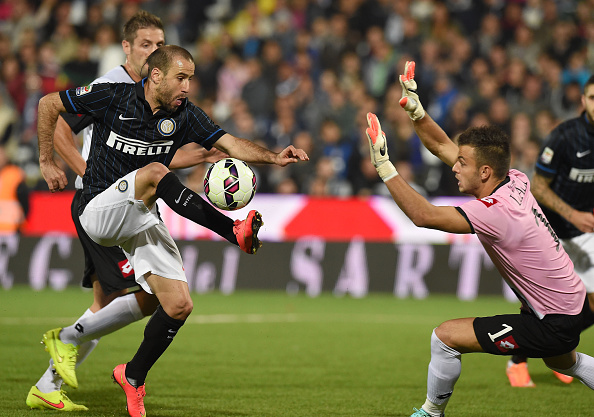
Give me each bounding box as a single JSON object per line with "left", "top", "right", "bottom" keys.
{"left": 156, "top": 172, "right": 237, "bottom": 244}
{"left": 511, "top": 355, "right": 527, "bottom": 364}
{"left": 125, "top": 305, "right": 186, "bottom": 387}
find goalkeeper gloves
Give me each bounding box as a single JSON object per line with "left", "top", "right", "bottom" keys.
{"left": 365, "top": 112, "right": 398, "bottom": 182}
{"left": 399, "top": 61, "right": 425, "bottom": 121}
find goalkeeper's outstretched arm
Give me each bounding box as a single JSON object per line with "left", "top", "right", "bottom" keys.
{"left": 365, "top": 112, "right": 471, "bottom": 234}
{"left": 399, "top": 61, "right": 459, "bottom": 167}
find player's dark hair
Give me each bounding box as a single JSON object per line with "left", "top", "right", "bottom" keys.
{"left": 584, "top": 75, "right": 594, "bottom": 93}
{"left": 123, "top": 10, "right": 164, "bottom": 43}
{"left": 146, "top": 45, "right": 194, "bottom": 77}
{"left": 458, "top": 125, "right": 511, "bottom": 179}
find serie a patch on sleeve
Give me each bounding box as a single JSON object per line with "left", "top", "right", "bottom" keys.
{"left": 540, "top": 146, "right": 554, "bottom": 164}
{"left": 75, "top": 85, "right": 92, "bottom": 96}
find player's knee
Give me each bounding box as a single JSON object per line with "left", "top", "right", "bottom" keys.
{"left": 141, "top": 162, "right": 170, "bottom": 185}
{"left": 167, "top": 298, "right": 193, "bottom": 320}
{"left": 431, "top": 328, "right": 461, "bottom": 358}
{"left": 434, "top": 323, "right": 454, "bottom": 346}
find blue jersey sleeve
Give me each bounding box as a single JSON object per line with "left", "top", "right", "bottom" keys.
{"left": 535, "top": 128, "right": 565, "bottom": 178}
{"left": 183, "top": 102, "right": 226, "bottom": 150}
{"left": 59, "top": 83, "right": 115, "bottom": 120}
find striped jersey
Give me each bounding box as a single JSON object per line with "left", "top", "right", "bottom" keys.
{"left": 59, "top": 79, "right": 226, "bottom": 213}
{"left": 62, "top": 65, "right": 135, "bottom": 189}
{"left": 535, "top": 113, "right": 594, "bottom": 239}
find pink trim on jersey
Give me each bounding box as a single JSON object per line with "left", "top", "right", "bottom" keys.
{"left": 459, "top": 169, "right": 585, "bottom": 318}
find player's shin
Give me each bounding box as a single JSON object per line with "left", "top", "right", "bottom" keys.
{"left": 125, "top": 305, "right": 186, "bottom": 387}
{"left": 548, "top": 352, "right": 594, "bottom": 389}
{"left": 60, "top": 294, "right": 144, "bottom": 345}
{"left": 156, "top": 172, "right": 237, "bottom": 243}
{"left": 424, "top": 330, "right": 461, "bottom": 416}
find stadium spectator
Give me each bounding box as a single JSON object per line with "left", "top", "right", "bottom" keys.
{"left": 0, "top": 144, "right": 28, "bottom": 233}
{"left": 0, "top": 0, "right": 592, "bottom": 196}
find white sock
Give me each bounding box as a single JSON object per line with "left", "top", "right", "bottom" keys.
{"left": 76, "top": 338, "right": 100, "bottom": 367}
{"left": 36, "top": 360, "right": 63, "bottom": 393}
{"left": 424, "top": 329, "right": 461, "bottom": 416}
{"left": 35, "top": 309, "right": 96, "bottom": 393}
{"left": 60, "top": 293, "right": 144, "bottom": 345}
{"left": 549, "top": 352, "right": 594, "bottom": 389}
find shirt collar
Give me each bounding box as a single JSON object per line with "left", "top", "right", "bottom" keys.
{"left": 490, "top": 175, "right": 510, "bottom": 195}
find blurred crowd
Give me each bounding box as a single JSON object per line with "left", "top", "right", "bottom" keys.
{"left": 0, "top": 0, "right": 592, "bottom": 198}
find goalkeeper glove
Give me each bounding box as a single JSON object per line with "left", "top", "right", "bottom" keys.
{"left": 365, "top": 112, "right": 398, "bottom": 182}
{"left": 399, "top": 61, "right": 425, "bottom": 121}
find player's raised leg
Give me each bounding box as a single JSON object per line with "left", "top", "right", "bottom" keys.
{"left": 139, "top": 163, "right": 263, "bottom": 254}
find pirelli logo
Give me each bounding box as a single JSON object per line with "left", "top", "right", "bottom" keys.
{"left": 569, "top": 167, "right": 594, "bottom": 183}
{"left": 106, "top": 131, "right": 173, "bottom": 156}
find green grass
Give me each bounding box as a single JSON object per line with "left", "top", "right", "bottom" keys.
{"left": 1, "top": 287, "right": 592, "bottom": 416}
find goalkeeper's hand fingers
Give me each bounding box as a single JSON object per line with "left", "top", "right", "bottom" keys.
{"left": 399, "top": 60, "right": 425, "bottom": 121}
{"left": 365, "top": 112, "right": 398, "bottom": 182}
{"left": 365, "top": 112, "right": 383, "bottom": 146}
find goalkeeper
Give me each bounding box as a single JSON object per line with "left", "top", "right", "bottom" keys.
{"left": 365, "top": 61, "right": 594, "bottom": 417}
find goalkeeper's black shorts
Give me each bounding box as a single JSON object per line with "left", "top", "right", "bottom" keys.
{"left": 473, "top": 297, "right": 590, "bottom": 358}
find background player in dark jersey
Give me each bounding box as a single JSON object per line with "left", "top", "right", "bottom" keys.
{"left": 375, "top": 61, "right": 594, "bottom": 417}
{"left": 27, "top": 11, "right": 225, "bottom": 412}
{"left": 505, "top": 75, "right": 594, "bottom": 387}
{"left": 37, "top": 45, "right": 308, "bottom": 417}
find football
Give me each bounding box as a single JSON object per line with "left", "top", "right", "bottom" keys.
{"left": 204, "top": 158, "right": 257, "bottom": 210}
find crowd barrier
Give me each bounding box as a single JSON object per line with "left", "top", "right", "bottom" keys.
{"left": 2, "top": 192, "right": 517, "bottom": 301}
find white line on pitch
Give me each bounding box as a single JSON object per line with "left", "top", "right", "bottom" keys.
{"left": 0, "top": 313, "right": 438, "bottom": 326}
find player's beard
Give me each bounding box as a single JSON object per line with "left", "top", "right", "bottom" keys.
{"left": 155, "top": 83, "right": 184, "bottom": 113}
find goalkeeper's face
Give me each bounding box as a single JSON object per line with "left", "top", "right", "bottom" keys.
{"left": 582, "top": 85, "right": 594, "bottom": 124}
{"left": 452, "top": 145, "right": 483, "bottom": 197}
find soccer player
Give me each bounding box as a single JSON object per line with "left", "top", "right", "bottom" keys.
{"left": 26, "top": 11, "right": 225, "bottom": 412}
{"left": 365, "top": 61, "right": 594, "bottom": 417}
{"left": 505, "top": 75, "right": 594, "bottom": 387}
{"left": 37, "top": 44, "right": 308, "bottom": 417}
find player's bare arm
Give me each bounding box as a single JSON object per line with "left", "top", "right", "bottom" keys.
{"left": 38, "top": 92, "right": 68, "bottom": 192}
{"left": 215, "top": 133, "right": 309, "bottom": 167}
{"left": 399, "top": 60, "right": 458, "bottom": 167}
{"left": 366, "top": 112, "right": 471, "bottom": 234}
{"left": 169, "top": 144, "right": 228, "bottom": 169}
{"left": 54, "top": 115, "right": 86, "bottom": 177}
{"left": 532, "top": 171, "right": 594, "bottom": 233}
{"left": 385, "top": 175, "right": 472, "bottom": 233}
{"left": 412, "top": 115, "right": 459, "bottom": 167}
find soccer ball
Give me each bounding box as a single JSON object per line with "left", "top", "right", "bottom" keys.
{"left": 204, "top": 158, "right": 257, "bottom": 210}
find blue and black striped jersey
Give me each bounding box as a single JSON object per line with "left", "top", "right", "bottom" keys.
{"left": 59, "top": 79, "right": 226, "bottom": 214}
{"left": 535, "top": 113, "right": 594, "bottom": 239}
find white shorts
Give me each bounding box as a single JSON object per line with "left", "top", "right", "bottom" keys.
{"left": 562, "top": 233, "right": 594, "bottom": 293}
{"left": 80, "top": 170, "right": 186, "bottom": 294}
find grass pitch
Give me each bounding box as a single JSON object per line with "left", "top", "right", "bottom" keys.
{"left": 0, "top": 286, "right": 592, "bottom": 416}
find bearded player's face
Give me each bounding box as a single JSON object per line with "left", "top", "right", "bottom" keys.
{"left": 155, "top": 58, "right": 194, "bottom": 113}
